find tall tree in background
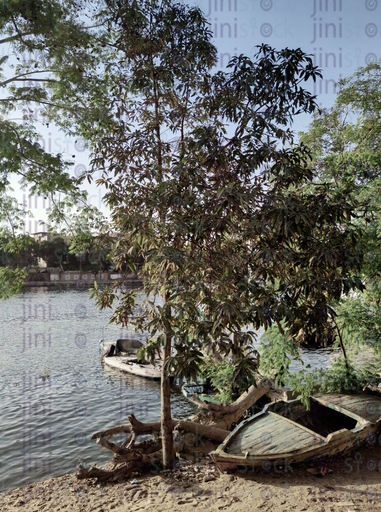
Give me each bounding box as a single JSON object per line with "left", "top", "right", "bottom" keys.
{"left": 0, "top": 194, "right": 37, "bottom": 296}
{"left": 0, "top": 0, "right": 106, "bottom": 294}
{"left": 297, "top": 62, "right": 381, "bottom": 376}
{"left": 47, "top": 0, "right": 367, "bottom": 467}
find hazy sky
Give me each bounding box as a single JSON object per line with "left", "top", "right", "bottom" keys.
{"left": 196, "top": 0, "right": 378, "bottom": 109}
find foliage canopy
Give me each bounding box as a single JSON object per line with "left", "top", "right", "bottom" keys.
{"left": 262, "top": 62, "right": 381, "bottom": 401}
{"left": 0, "top": 0, "right": 103, "bottom": 293}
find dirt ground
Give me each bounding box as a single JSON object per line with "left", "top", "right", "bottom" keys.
{"left": 3, "top": 440, "right": 381, "bottom": 512}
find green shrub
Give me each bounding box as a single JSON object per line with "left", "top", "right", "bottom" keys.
{"left": 201, "top": 358, "right": 236, "bottom": 403}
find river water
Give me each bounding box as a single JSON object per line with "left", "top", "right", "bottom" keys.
{"left": 0, "top": 287, "right": 333, "bottom": 493}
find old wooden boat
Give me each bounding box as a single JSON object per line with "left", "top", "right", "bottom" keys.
{"left": 210, "top": 393, "right": 381, "bottom": 471}
{"left": 182, "top": 383, "right": 221, "bottom": 404}
{"left": 100, "top": 339, "right": 163, "bottom": 380}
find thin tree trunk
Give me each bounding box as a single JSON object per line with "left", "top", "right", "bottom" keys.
{"left": 161, "top": 330, "right": 174, "bottom": 469}
{"left": 332, "top": 317, "right": 349, "bottom": 369}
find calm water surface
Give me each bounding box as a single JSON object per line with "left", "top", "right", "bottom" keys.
{"left": 0, "top": 287, "right": 198, "bottom": 493}
{"left": 0, "top": 287, "right": 333, "bottom": 493}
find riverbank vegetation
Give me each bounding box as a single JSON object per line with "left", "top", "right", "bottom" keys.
{"left": 262, "top": 62, "right": 381, "bottom": 399}
{"left": 0, "top": 233, "right": 113, "bottom": 273}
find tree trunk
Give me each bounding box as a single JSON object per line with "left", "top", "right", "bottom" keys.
{"left": 161, "top": 331, "right": 174, "bottom": 469}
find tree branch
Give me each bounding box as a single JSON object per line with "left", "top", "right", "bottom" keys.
{"left": 1, "top": 70, "right": 56, "bottom": 87}
{"left": 0, "top": 33, "right": 34, "bottom": 45}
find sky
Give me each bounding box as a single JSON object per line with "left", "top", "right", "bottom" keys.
{"left": 7, "top": 0, "right": 380, "bottom": 234}
{"left": 195, "top": 0, "right": 378, "bottom": 110}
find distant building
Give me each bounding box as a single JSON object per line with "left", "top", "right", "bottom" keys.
{"left": 32, "top": 232, "right": 52, "bottom": 243}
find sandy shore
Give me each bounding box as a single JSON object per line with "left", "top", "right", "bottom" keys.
{"left": 3, "top": 441, "right": 381, "bottom": 512}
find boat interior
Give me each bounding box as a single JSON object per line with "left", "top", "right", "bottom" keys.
{"left": 115, "top": 338, "right": 143, "bottom": 355}
{"left": 121, "top": 358, "right": 154, "bottom": 366}
{"left": 269, "top": 398, "right": 360, "bottom": 437}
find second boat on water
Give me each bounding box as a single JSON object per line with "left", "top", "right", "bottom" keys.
{"left": 101, "top": 338, "right": 163, "bottom": 379}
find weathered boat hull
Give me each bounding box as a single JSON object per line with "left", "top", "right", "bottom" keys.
{"left": 102, "top": 355, "right": 162, "bottom": 379}
{"left": 210, "top": 393, "right": 381, "bottom": 471}
{"left": 181, "top": 382, "right": 220, "bottom": 404}
{"left": 100, "top": 339, "right": 162, "bottom": 380}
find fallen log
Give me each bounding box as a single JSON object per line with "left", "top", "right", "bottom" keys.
{"left": 364, "top": 384, "right": 381, "bottom": 397}
{"left": 264, "top": 387, "right": 288, "bottom": 402}
{"left": 91, "top": 379, "right": 272, "bottom": 448}
{"left": 76, "top": 465, "right": 118, "bottom": 482}
{"left": 92, "top": 414, "right": 230, "bottom": 444}
{"left": 189, "top": 378, "right": 272, "bottom": 430}
{"left": 112, "top": 434, "right": 185, "bottom": 464}
{"left": 191, "top": 378, "right": 272, "bottom": 412}
{"left": 76, "top": 455, "right": 153, "bottom": 482}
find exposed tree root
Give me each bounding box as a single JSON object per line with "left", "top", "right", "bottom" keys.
{"left": 78, "top": 378, "right": 279, "bottom": 482}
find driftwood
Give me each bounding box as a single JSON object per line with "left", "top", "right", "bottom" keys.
{"left": 79, "top": 417, "right": 222, "bottom": 482}
{"left": 189, "top": 378, "right": 272, "bottom": 430}
{"left": 92, "top": 414, "right": 230, "bottom": 444}
{"left": 363, "top": 384, "right": 381, "bottom": 397}
{"left": 79, "top": 412, "right": 229, "bottom": 481}
{"left": 77, "top": 465, "right": 119, "bottom": 482}
{"left": 265, "top": 387, "right": 289, "bottom": 402}
{"left": 79, "top": 378, "right": 279, "bottom": 482}
{"left": 76, "top": 454, "right": 154, "bottom": 482}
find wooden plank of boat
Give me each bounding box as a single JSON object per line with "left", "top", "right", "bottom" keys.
{"left": 210, "top": 393, "right": 381, "bottom": 471}
{"left": 316, "top": 393, "right": 381, "bottom": 424}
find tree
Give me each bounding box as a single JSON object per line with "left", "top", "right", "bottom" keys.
{"left": 0, "top": 0, "right": 105, "bottom": 293}
{"left": 37, "top": 236, "right": 67, "bottom": 268}
{"left": 0, "top": 0, "right": 91, "bottom": 190}
{"left": 47, "top": 0, "right": 365, "bottom": 469}
{"left": 0, "top": 193, "right": 38, "bottom": 296}
{"left": 295, "top": 62, "right": 381, "bottom": 379}
{"left": 300, "top": 62, "right": 381, "bottom": 277}
{"left": 50, "top": 203, "right": 113, "bottom": 272}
